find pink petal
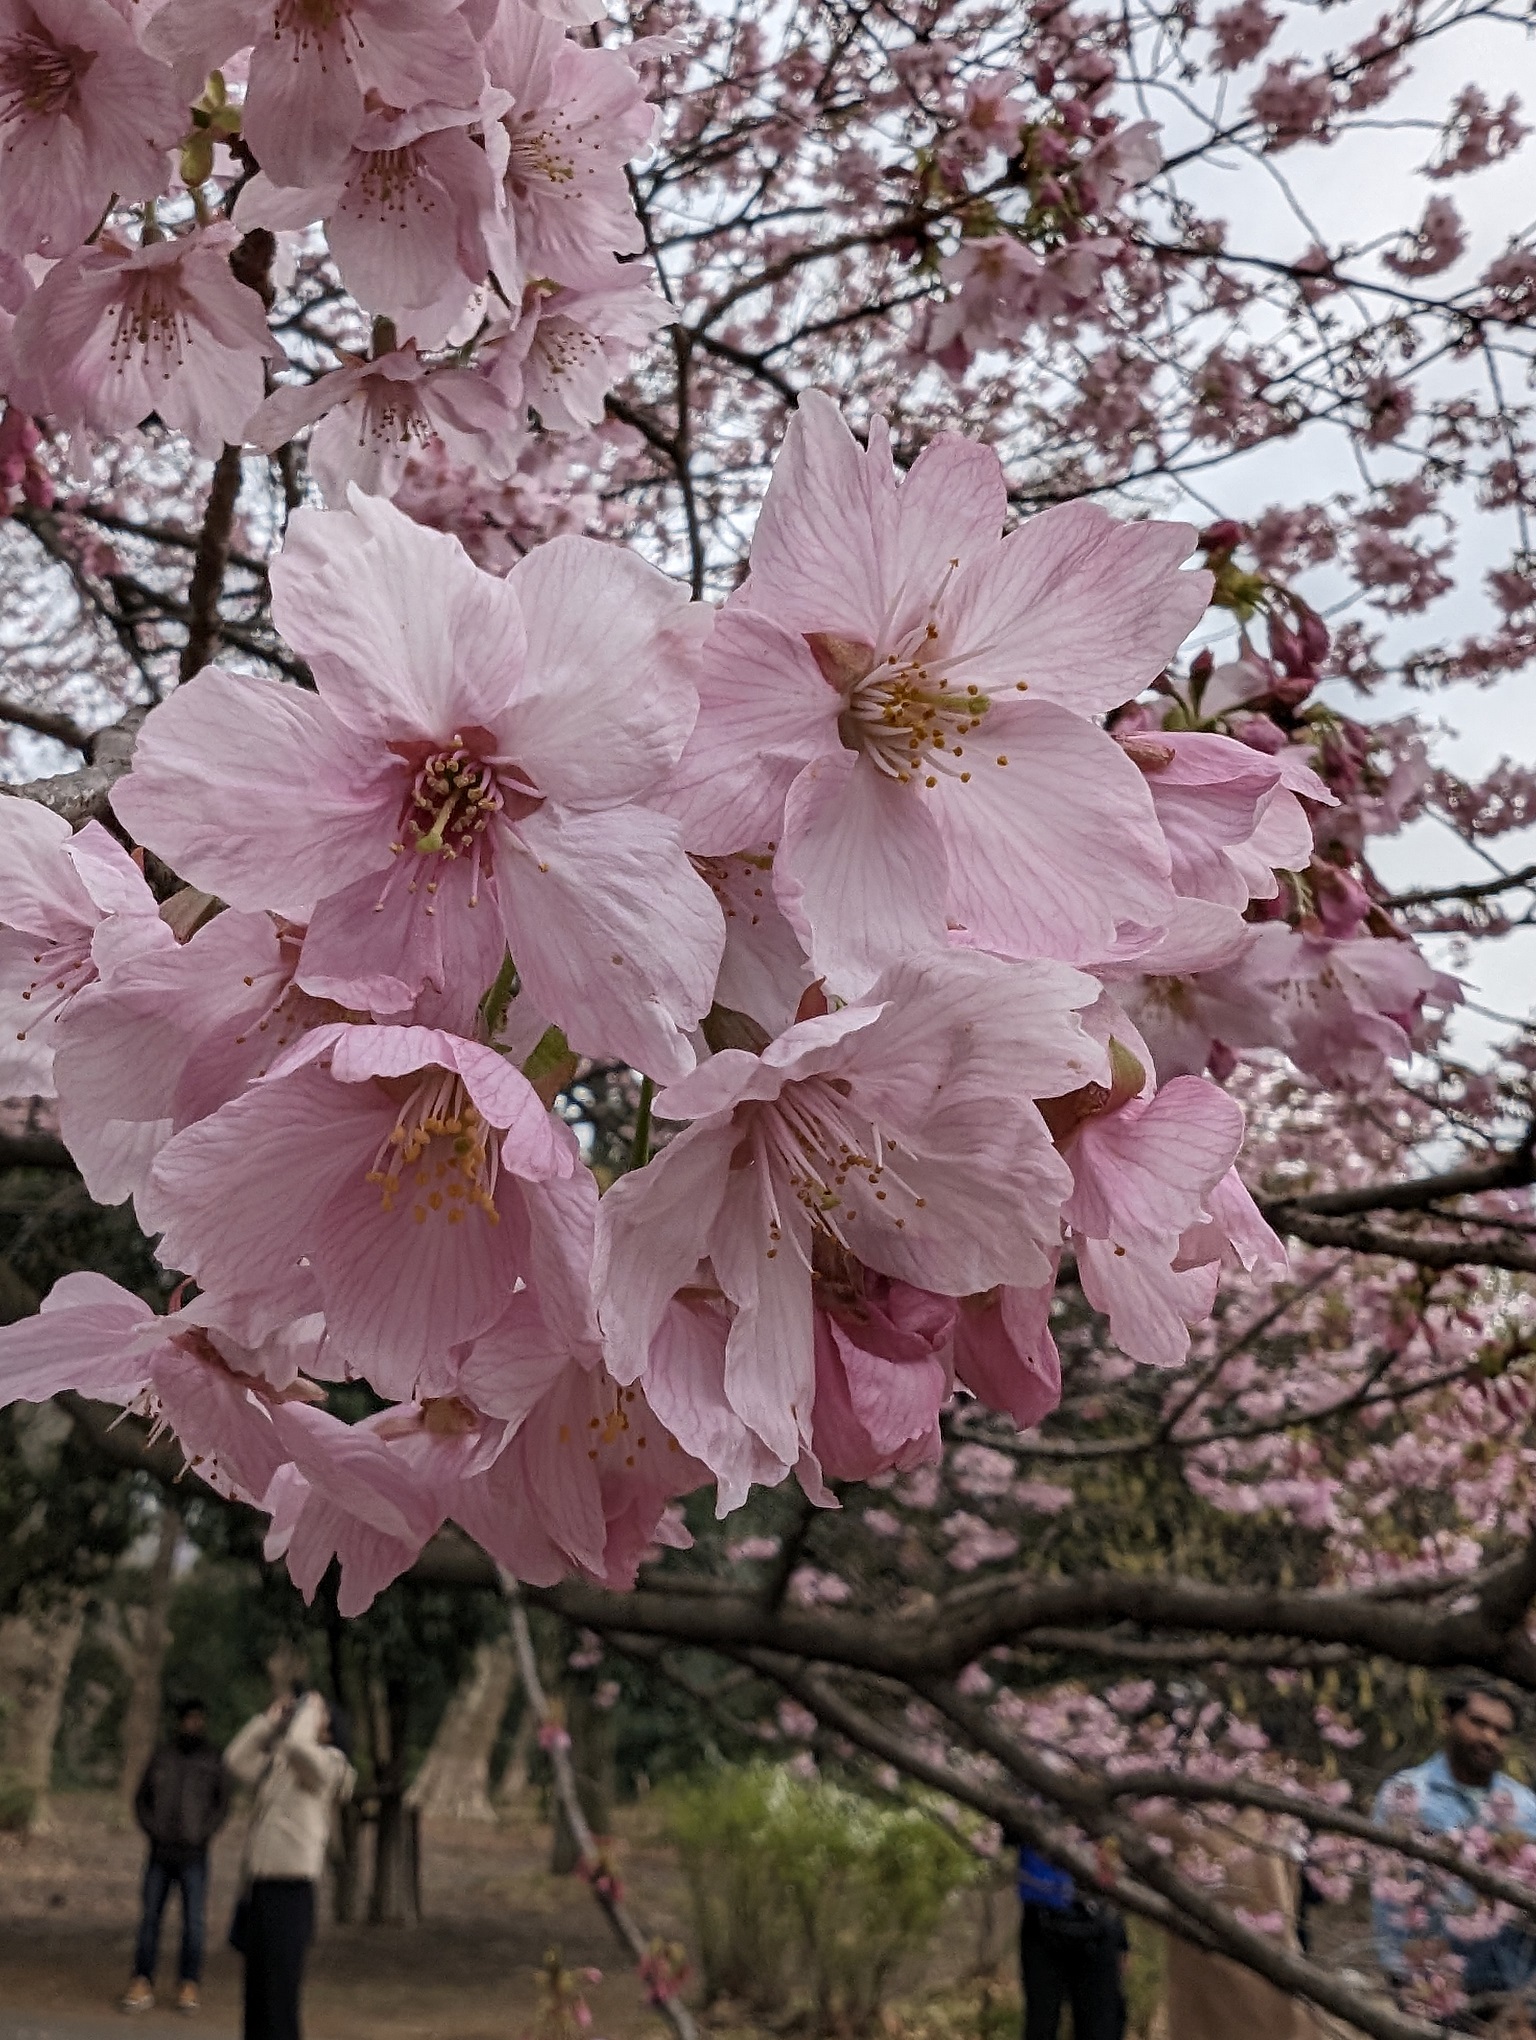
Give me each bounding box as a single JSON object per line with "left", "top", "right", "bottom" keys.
{"left": 0, "top": 1271, "right": 156, "bottom": 1406}
{"left": 776, "top": 750, "right": 950, "bottom": 997}
{"left": 941, "top": 504, "right": 1210, "bottom": 718}
{"left": 595, "top": 1116, "right": 738, "bottom": 1384}
{"left": 643, "top": 1297, "right": 789, "bottom": 1512}
{"left": 112, "top": 668, "right": 398, "bottom": 922}
{"left": 1077, "top": 1234, "right": 1218, "bottom": 1368}
{"left": 951, "top": 1283, "right": 1062, "bottom": 1430}
{"left": 497, "top": 799, "right": 723, "bottom": 1083}
{"left": 271, "top": 492, "right": 525, "bottom": 741}
{"left": 656, "top": 608, "right": 844, "bottom": 855}
{"left": 931, "top": 699, "right": 1176, "bottom": 963}
{"left": 504, "top": 535, "right": 703, "bottom": 806}
{"left": 1065, "top": 1077, "right": 1245, "bottom": 1246}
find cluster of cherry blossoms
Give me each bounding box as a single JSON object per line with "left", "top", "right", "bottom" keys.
{"left": 0, "top": 386, "right": 1458, "bottom": 1608}
{"left": 0, "top": 0, "right": 668, "bottom": 495}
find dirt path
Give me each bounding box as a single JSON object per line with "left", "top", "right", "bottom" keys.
{"left": 0, "top": 1793, "right": 679, "bottom": 2040}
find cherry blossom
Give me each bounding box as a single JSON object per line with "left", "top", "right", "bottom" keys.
{"left": 0, "top": 0, "right": 182, "bottom": 257}
{"left": 661, "top": 393, "right": 1207, "bottom": 995}
{"left": 112, "top": 490, "right": 724, "bottom": 1079}
{"left": 597, "top": 949, "right": 1105, "bottom": 1471}
{"left": 11, "top": 224, "right": 284, "bottom": 459}
{"left": 144, "top": 0, "right": 488, "bottom": 188}
{"left": 0, "top": 803, "right": 167, "bottom": 1103}
{"left": 141, "top": 1020, "right": 586, "bottom": 1394}
{"left": 245, "top": 342, "right": 525, "bottom": 503}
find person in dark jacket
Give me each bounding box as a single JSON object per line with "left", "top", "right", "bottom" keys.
{"left": 1017, "top": 1848, "right": 1127, "bottom": 2040}
{"left": 122, "top": 1698, "right": 232, "bottom": 2016}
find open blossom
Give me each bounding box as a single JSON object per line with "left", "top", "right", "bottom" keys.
{"left": 0, "top": 0, "right": 182, "bottom": 256}
{"left": 234, "top": 100, "right": 511, "bottom": 345}
{"left": 662, "top": 393, "right": 1206, "bottom": 996}
{"left": 11, "top": 225, "right": 284, "bottom": 459}
{"left": 481, "top": 0, "right": 654, "bottom": 292}
{"left": 0, "top": 1272, "right": 328, "bottom": 1506}
{"left": 0, "top": 802, "right": 167, "bottom": 1101}
{"left": 597, "top": 949, "right": 1104, "bottom": 1472}
{"left": 113, "top": 490, "right": 724, "bottom": 1080}
{"left": 489, "top": 264, "right": 673, "bottom": 434}
{"left": 808, "top": 1273, "right": 954, "bottom": 1485}
{"left": 141, "top": 1021, "right": 585, "bottom": 1396}
{"left": 145, "top": 0, "right": 487, "bottom": 188}
{"left": 245, "top": 343, "right": 525, "bottom": 504}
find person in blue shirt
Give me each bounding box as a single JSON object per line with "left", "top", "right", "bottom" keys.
{"left": 1017, "top": 1846, "right": 1127, "bottom": 2040}
{"left": 1372, "top": 1679, "right": 1536, "bottom": 2027}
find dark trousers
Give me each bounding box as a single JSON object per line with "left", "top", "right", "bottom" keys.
{"left": 243, "top": 1878, "right": 316, "bottom": 2040}
{"left": 1020, "top": 1912, "right": 1126, "bottom": 2040}
{"left": 133, "top": 1853, "right": 207, "bottom": 1984}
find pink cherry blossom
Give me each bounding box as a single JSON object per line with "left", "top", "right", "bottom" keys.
{"left": 142, "top": 1020, "right": 584, "bottom": 1395}
{"left": 233, "top": 99, "right": 509, "bottom": 344}
{"left": 1253, "top": 924, "right": 1457, "bottom": 1087}
{"left": 489, "top": 265, "right": 673, "bottom": 434}
{"left": 1123, "top": 729, "right": 1329, "bottom": 909}
{"left": 0, "top": 1271, "right": 327, "bottom": 1505}
{"left": 451, "top": 1360, "right": 709, "bottom": 1592}
{"left": 808, "top": 1275, "right": 954, "bottom": 1484}
{"left": 597, "top": 949, "right": 1104, "bottom": 1471}
{"left": 245, "top": 343, "right": 525, "bottom": 504}
{"left": 112, "top": 490, "right": 724, "bottom": 1080}
{"left": 11, "top": 224, "right": 284, "bottom": 459}
{"left": 481, "top": 1, "right": 655, "bottom": 292}
{"left": 661, "top": 393, "right": 1206, "bottom": 994}
{"left": 0, "top": 802, "right": 167, "bottom": 1102}
{"left": 0, "top": 0, "right": 182, "bottom": 257}
{"left": 51, "top": 907, "right": 344, "bottom": 1209}
{"left": 949, "top": 1278, "right": 1063, "bottom": 1431}
{"left": 144, "top": 0, "right": 487, "bottom": 188}
{"left": 1041, "top": 1026, "right": 1251, "bottom": 1367}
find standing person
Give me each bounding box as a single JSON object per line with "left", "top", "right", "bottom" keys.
{"left": 1373, "top": 1680, "right": 1536, "bottom": 2030}
{"left": 225, "top": 1689, "right": 355, "bottom": 2040}
{"left": 122, "top": 1696, "right": 231, "bottom": 2016}
{"left": 1017, "top": 1846, "right": 1127, "bottom": 2040}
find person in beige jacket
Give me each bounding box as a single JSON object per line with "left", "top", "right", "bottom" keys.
{"left": 225, "top": 1691, "right": 355, "bottom": 2040}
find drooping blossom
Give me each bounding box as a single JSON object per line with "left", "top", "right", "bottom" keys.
{"left": 233, "top": 99, "right": 511, "bottom": 345}
{"left": 142, "top": 1021, "right": 586, "bottom": 1396}
{"left": 481, "top": 1, "right": 654, "bottom": 292}
{"left": 661, "top": 393, "right": 1206, "bottom": 996}
{"left": 0, "top": 1271, "right": 328, "bottom": 1505}
{"left": 51, "top": 906, "right": 344, "bottom": 1210}
{"left": 245, "top": 343, "right": 525, "bottom": 504}
{"left": 144, "top": 0, "right": 488, "bottom": 188}
{"left": 597, "top": 950, "right": 1105, "bottom": 1472}
{"left": 807, "top": 1268, "right": 954, "bottom": 1486}
{"left": 0, "top": 801, "right": 168, "bottom": 1103}
{"left": 1250, "top": 924, "right": 1457, "bottom": 1088}
{"left": 11, "top": 225, "right": 284, "bottom": 459}
{"left": 488, "top": 264, "right": 673, "bottom": 433}
{"left": 949, "top": 1278, "right": 1064, "bottom": 1432}
{"left": 0, "top": 0, "right": 182, "bottom": 257}
{"left": 1039, "top": 1021, "right": 1260, "bottom": 1367}
{"left": 113, "top": 490, "right": 724, "bottom": 1080}
{"left": 1121, "top": 729, "right": 1330, "bottom": 909}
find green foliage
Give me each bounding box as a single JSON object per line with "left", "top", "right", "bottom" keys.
{"left": 664, "top": 1762, "right": 979, "bottom": 2034}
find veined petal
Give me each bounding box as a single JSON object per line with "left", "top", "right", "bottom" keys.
{"left": 497, "top": 800, "right": 724, "bottom": 1084}
{"left": 271, "top": 491, "right": 525, "bottom": 741}
{"left": 595, "top": 1116, "right": 737, "bottom": 1384}
{"left": 940, "top": 503, "right": 1210, "bottom": 717}
{"left": 776, "top": 750, "right": 950, "bottom": 998}
{"left": 112, "top": 668, "right": 398, "bottom": 922}
{"left": 930, "top": 699, "right": 1175, "bottom": 964}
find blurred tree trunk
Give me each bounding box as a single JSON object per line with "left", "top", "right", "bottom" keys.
{"left": 368, "top": 1672, "right": 418, "bottom": 1924}
{"left": 115, "top": 1500, "right": 180, "bottom": 1805}
{"left": 406, "top": 1637, "right": 515, "bottom": 1823}
{"left": 494, "top": 1696, "right": 535, "bottom": 1809}
{"left": 550, "top": 1682, "right": 616, "bottom": 1874}
{"left": 0, "top": 1598, "right": 85, "bottom": 1831}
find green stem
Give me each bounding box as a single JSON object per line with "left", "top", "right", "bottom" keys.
{"left": 631, "top": 1077, "right": 655, "bottom": 1171}
{"left": 480, "top": 950, "right": 518, "bottom": 1043}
